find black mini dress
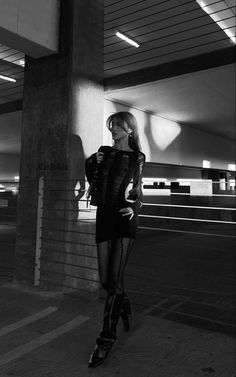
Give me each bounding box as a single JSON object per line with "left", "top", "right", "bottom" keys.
{"left": 85, "top": 146, "right": 145, "bottom": 243}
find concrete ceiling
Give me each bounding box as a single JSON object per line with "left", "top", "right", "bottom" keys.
{"left": 0, "top": 44, "right": 24, "bottom": 104}
{"left": 0, "top": 0, "right": 235, "bottom": 146}
{"left": 104, "top": 0, "right": 235, "bottom": 77}
{"left": 105, "top": 63, "right": 236, "bottom": 140}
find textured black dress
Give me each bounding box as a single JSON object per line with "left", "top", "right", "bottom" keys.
{"left": 85, "top": 146, "right": 145, "bottom": 243}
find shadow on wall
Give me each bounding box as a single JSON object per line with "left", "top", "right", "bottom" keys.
{"left": 68, "top": 134, "right": 86, "bottom": 219}
{"left": 143, "top": 112, "right": 157, "bottom": 159}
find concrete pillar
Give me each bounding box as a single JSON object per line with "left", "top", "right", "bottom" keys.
{"left": 14, "top": 0, "right": 104, "bottom": 291}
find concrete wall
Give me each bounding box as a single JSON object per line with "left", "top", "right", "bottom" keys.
{"left": 0, "top": 0, "right": 59, "bottom": 57}
{"left": 104, "top": 99, "right": 235, "bottom": 170}
{"left": 0, "top": 111, "right": 21, "bottom": 180}
{"left": 0, "top": 154, "right": 19, "bottom": 181}
{"left": 0, "top": 100, "right": 235, "bottom": 181}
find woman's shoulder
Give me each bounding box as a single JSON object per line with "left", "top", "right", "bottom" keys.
{"left": 98, "top": 145, "right": 113, "bottom": 152}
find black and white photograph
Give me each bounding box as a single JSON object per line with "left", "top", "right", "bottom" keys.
{"left": 0, "top": 1, "right": 235, "bottom": 376}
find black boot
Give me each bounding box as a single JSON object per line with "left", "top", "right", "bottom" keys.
{"left": 88, "top": 336, "right": 115, "bottom": 368}
{"left": 120, "top": 294, "right": 132, "bottom": 332}
{"left": 88, "top": 293, "right": 123, "bottom": 368}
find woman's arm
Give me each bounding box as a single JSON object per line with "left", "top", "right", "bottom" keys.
{"left": 126, "top": 152, "right": 145, "bottom": 204}
{"left": 121, "top": 152, "right": 145, "bottom": 215}
{"left": 85, "top": 153, "right": 97, "bottom": 184}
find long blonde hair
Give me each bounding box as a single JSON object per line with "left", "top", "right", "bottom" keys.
{"left": 106, "top": 111, "right": 141, "bottom": 152}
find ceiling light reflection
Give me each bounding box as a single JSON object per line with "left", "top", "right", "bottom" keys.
{"left": 196, "top": 0, "right": 236, "bottom": 44}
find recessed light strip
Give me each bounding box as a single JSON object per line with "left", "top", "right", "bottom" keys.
{"left": 196, "top": 0, "right": 236, "bottom": 44}
{"left": 115, "top": 31, "right": 140, "bottom": 48}
{"left": 0, "top": 75, "right": 16, "bottom": 82}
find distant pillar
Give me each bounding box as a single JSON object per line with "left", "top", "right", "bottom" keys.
{"left": 14, "top": 0, "right": 104, "bottom": 291}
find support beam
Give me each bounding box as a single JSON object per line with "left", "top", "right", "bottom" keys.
{"left": 105, "top": 46, "right": 236, "bottom": 91}
{"left": 0, "top": 100, "right": 23, "bottom": 114}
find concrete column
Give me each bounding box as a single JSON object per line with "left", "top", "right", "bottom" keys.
{"left": 14, "top": 0, "right": 104, "bottom": 291}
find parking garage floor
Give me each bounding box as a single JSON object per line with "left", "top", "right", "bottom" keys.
{"left": 0, "top": 282, "right": 235, "bottom": 377}
{"left": 0, "top": 193, "right": 235, "bottom": 376}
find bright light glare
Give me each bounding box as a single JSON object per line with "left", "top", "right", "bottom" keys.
{"left": 228, "top": 164, "right": 236, "bottom": 171}
{"left": 0, "top": 75, "right": 16, "bottom": 82}
{"left": 203, "top": 160, "right": 211, "bottom": 168}
{"left": 116, "top": 31, "right": 140, "bottom": 48}
{"left": 150, "top": 117, "right": 181, "bottom": 151}
{"left": 196, "top": 0, "right": 236, "bottom": 44}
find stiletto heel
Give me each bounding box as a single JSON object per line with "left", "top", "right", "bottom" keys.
{"left": 88, "top": 337, "right": 115, "bottom": 368}
{"left": 88, "top": 293, "right": 123, "bottom": 368}
{"left": 120, "top": 295, "right": 132, "bottom": 332}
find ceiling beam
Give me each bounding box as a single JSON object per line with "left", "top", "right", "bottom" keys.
{"left": 104, "top": 46, "right": 236, "bottom": 91}
{"left": 0, "top": 99, "right": 23, "bottom": 115}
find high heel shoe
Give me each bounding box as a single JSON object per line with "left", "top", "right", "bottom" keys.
{"left": 88, "top": 337, "right": 115, "bottom": 368}
{"left": 88, "top": 293, "right": 123, "bottom": 368}
{"left": 120, "top": 295, "right": 132, "bottom": 332}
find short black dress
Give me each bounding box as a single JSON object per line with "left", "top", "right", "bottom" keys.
{"left": 85, "top": 146, "right": 145, "bottom": 243}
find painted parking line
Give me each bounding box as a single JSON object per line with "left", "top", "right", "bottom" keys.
{"left": 0, "top": 307, "right": 58, "bottom": 337}
{"left": 0, "top": 315, "right": 89, "bottom": 366}
{"left": 143, "top": 296, "right": 191, "bottom": 317}
{"left": 143, "top": 298, "right": 170, "bottom": 316}
{"left": 159, "top": 297, "right": 191, "bottom": 318}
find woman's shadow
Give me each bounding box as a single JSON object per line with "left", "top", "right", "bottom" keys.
{"left": 67, "top": 134, "right": 86, "bottom": 220}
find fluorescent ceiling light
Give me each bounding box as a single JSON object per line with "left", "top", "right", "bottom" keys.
{"left": 19, "top": 59, "right": 25, "bottom": 67}
{"left": 0, "top": 74, "right": 16, "bottom": 82}
{"left": 116, "top": 31, "right": 140, "bottom": 47}
{"left": 196, "top": 0, "right": 236, "bottom": 44}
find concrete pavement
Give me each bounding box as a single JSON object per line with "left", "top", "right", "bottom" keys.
{"left": 0, "top": 282, "right": 235, "bottom": 377}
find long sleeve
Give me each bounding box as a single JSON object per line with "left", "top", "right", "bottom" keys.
{"left": 85, "top": 153, "right": 97, "bottom": 185}
{"left": 124, "top": 152, "right": 145, "bottom": 209}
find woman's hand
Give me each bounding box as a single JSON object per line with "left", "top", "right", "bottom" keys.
{"left": 96, "top": 151, "right": 104, "bottom": 164}
{"left": 119, "top": 207, "right": 134, "bottom": 220}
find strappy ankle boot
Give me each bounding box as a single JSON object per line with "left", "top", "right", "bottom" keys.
{"left": 88, "top": 293, "right": 123, "bottom": 368}
{"left": 120, "top": 294, "right": 132, "bottom": 332}
{"left": 88, "top": 336, "right": 115, "bottom": 367}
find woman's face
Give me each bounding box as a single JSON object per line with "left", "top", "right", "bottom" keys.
{"left": 110, "top": 118, "right": 130, "bottom": 141}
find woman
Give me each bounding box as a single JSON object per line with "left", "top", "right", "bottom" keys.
{"left": 85, "top": 111, "right": 145, "bottom": 368}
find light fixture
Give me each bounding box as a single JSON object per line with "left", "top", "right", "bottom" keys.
{"left": 0, "top": 75, "right": 16, "bottom": 82}
{"left": 228, "top": 164, "right": 236, "bottom": 171}
{"left": 115, "top": 31, "right": 140, "bottom": 48}
{"left": 203, "top": 159, "right": 211, "bottom": 168}
{"left": 19, "top": 59, "right": 25, "bottom": 67}
{"left": 196, "top": 0, "right": 236, "bottom": 44}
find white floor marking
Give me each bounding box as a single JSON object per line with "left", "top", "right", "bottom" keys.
{"left": 143, "top": 298, "right": 170, "bottom": 315}
{"left": 139, "top": 214, "right": 236, "bottom": 224}
{"left": 0, "top": 307, "right": 58, "bottom": 337}
{"left": 143, "top": 203, "right": 236, "bottom": 211}
{"left": 0, "top": 315, "right": 89, "bottom": 366}
{"left": 139, "top": 226, "right": 236, "bottom": 238}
